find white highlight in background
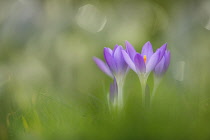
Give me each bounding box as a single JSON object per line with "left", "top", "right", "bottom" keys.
{"left": 76, "top": 4, "right": 107, "bottom": 33}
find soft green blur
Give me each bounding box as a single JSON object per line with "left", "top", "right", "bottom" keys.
{"left": 0, "top": 0, "right": 210, "bottom": 140}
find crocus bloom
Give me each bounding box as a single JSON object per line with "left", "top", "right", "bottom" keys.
{"left": 93, "top": 45, "right": 128, "bottom": 79}
{"left": 122, "top": 41, "right": 167, "bottom": 107}
{"left": 93, "top": 45, "right": 128, "bottom": 109}
{"left": 151, "top": 46, "right": 170, "bottom": 103}
{"left": 154, "top": 50, "right": 171, "bottom": 77}
{"left": 122, "top": 41, "right": 166, "bottom": 80}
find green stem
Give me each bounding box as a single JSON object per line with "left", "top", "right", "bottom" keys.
{"left": 117, "top": 80, "right": 124, "bottom": 109}
{"left": 151, "top": 85, "right": 158, "bottom": 104}
{"left": 139, "top": 75, "right": 148, "bottom": 108}
{"left": 151, "top": 77, "right": 161, "bottom": 105}
{"left": 116, "top": 76, "right": 125, "bottom": 111}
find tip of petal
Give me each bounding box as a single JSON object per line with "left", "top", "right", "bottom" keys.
{"left": 113, "top": 45, "right": 119, "bottom": 52}
{"left": 146, "top": 41, "right": 151, "bottom": 45}
{"left": 125, "top": 40, "right": 134, "bottom": 47}
{"left": 104, "top": 47, "right": 113, "bottom": 55}
{"left": 161, "top": 43, "right": 168, "bottom": 51}
{"left": 162, "top": 43, "right": 167, "bottom": 48}
{"left": 93, "top": 56, "right": 100, "bottom": 62}
{"left": 103, "top": 47, "right": 108, "bottom": 52}
{"left": 125, "top": 41, "right": 131, "bottom": 47}
{"left": 93, "top": 56, "right": 114, "bottom": 78}
{"left": 145, "top": 41, "right": 152, "bottom": 46}
{"left": 125, "top": 40, "right": 129, "bottom": 44}
{"left": 164, "top": 43, "right": 168, "bottom": 49}
{"left": 118, "top": 45, "right": 123, "bottom": 49}
{"left": 141, "top": 41, "right": 153, "bottom": 60}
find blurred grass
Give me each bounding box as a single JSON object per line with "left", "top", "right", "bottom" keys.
{"left": 0, "top": 0, "right": 210, "bottom": 140}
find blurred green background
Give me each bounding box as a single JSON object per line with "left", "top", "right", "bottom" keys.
{"left": 0, "top": 0, "right": 210, "bottom": 139}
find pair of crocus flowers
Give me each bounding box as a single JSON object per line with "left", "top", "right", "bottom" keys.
{"left": 93, "top": 41, "right": 170, "bottom": 109}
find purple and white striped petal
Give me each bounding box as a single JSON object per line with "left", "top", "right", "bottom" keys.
{"left": 134, "top": 53, "right": 146, "bottom": 73}
{"left": 93, "top": 57, "right": 113, "bottom": 78}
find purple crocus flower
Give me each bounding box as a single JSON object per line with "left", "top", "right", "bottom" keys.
{"left": 122, "top": 41, "right": 167, "bottom": 107}
{"left": 122, "top": 41, "right": 166, "bottom": 79}
{"left": 151, "top": 49, "right": 171, "bottom": 102}
{"left": 93, "top": 45, "right": 128, "bottom": 79}
{"left": 154, "top": 49, "right": 171, "bottom": 77}
{"left": 93, "top": 45, "right": 128, "bottom": 109}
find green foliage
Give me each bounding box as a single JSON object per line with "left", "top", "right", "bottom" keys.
{"left": 0, "top": 0, "right": 210, "bottom": 139}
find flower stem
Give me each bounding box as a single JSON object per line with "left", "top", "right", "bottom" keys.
{"left": 139, "top": 75, "right": 148, "bottom": 108}
{"left": 151, "top": 85, "right": 158, "bottom": 104}
{"left": 116, "top": 77, "right": 124, "bottom": 111}
{"left": 118, "top": 82, "right": 123, "bottom": 109}
{"left": 151, "top": 77, "right": 161, "bottom": 105}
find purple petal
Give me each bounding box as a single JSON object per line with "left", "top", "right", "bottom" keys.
{"left": 104, "top": 48, "right": 117, "bottom": 72}
{"left": 122, "top": 50, "right": 137, "bottom": 73}
{"left": 134, "top": 53, "right": 146, "bottom": 73}
{"left": 154, "top": 57, "right": 165, "bottom": 76}
{"left": 146, "top": 50, "right": 160, "bottom": 73}
{"left": 109, "top": 78, "right": 118, "bottom": 102}
{"left": 106, "top": 47, "right": 113, "bottom": 55}
{"left": 141, "top": 41, "right": 153, "bottom": 61}
{"left": 125, "top": 41, "right": 136, "bottom": 60}
{"left": 113, "top": 44, "right": 119, "bottom": 54}
{"left": 93, "top": 57, "right": 113, "bottom": 78}
{"left": 158, "top": 43, "right": 167, "bottom": 61}
{"left": 113, "top": 46, "right": 127, "bottom": 72}
{"left": 163, "top": 50, "right": 170, "bottom": 72}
